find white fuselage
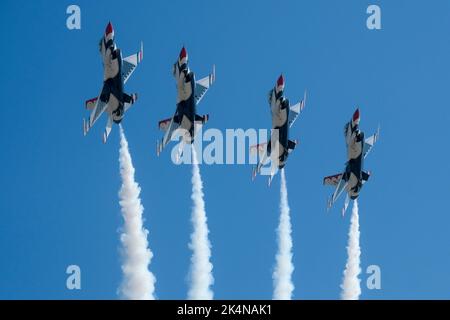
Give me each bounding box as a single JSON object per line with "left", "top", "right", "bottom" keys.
{"left": 270, "top": 90, "right": 288, "bottom": 129}
{"left": 345, "top": 124, "right": 362, "bottom": 161}
{"left": 100, "top": 39, "right": 121, "bottom": 114}
{"left": 172, "top": 62, "right": 195, "bottom": 142}
{"left": 101, "top": 41, "right": 120, "bottom": 81}
{"left": 269, "top": 89, "right": 289, "bottom": 169}
{"left": 174, "top": 63, "right": 193, "bottom": 104}
{"left": 344, "top": 122, "right": 363, "bottom": 198}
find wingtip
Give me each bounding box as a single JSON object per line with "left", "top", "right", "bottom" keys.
{"left": 138, "top": 41, "right": 144, "bottom": 62}
{"left": 211, "top": 64, "right": 216, "bottom": 84}
{"left": 327, "top": 197, "right": 332, "bottom": 210}
{"left": 83, "top": 118, "right": 90, "bottom": 136}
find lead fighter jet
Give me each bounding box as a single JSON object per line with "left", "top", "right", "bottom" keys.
{"left": 251, "top": 75, "right": 306, "bottom": 186}
{"left": 323, "top": 108, "right": 379, "bottom": 217}
{"left": 83, "top": 22, "right": 143, "bottom": 143}
{"left": 157, "top": 47, "right": 215, "bottom": 160}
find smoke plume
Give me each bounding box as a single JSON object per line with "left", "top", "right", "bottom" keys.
{"left": 187, "top": 147, "right": 214, "bottom": 300}
{"left": 273, "top": 169, "right": 294, "bottom": 300}
{"left": 118, "top": 125, "right": 156, "bottom": 300}
{"left": 340, "top": 200, "right": 361, "bottom": 300}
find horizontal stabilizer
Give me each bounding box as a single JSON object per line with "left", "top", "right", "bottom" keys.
{"left": 85, "top": 97, "right": 98, "bottom": 110}
{"left": 250, "top": 142, "right": 267, "bottom": 156}
{"left": 323, "top": 173, "right": 343, "bottom": 186}
{"left": 158, "top": 117, "right": 172, "bottom": 131}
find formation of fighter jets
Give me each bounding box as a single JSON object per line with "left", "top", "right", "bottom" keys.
{"left": 83, "top": 22, "right": 380, "bottom": 216}
{"left": 83, "top": 22, "right": 143, "bottom": 143}
{"left": 323, "top": 109, "right": 379, "bottom": 216}
{"left": 251, "top": 75, "right": 306, "bottom": 186}
{"left": 156, "top": 46, "right": 215, "bottom": 161}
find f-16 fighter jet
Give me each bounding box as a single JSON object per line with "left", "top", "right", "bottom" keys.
{"left": 323, "top": 108, "right": 379, "bottom": 217}
{"left": 251, "top": 75, "right": 306, "bottom": 186}
{"left": 83, "top": 22, "right": 143, "bottom": 143}
{"left": 157, "top": 46, "right": 215, "bottom": 160}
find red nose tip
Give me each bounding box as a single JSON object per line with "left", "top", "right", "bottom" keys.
{"left": 353, "top": 108, "right": 360, "bottom": 122}
{"left": 277, "top": 74, "right": 284, "bottom": 87}
{"left": 105, "top": 22, "right": 114, "bottom": 36}
{"left": 180, "top": 46, "right": 187, "bottom": 59}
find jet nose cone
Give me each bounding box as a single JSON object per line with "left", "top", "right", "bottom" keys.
{"left": 277, "top": 74, "right": 284, "bottom": 88}
{"left": 353, "top": 108, "right": 360, "bottom": 124}
{"left": 105, "top": 22, "right": 114, "bottom": 36}
{"left": 276, "top": 74, "right": 285, "bottom": 93}
{"left": 179, "top": 46, "right": 187, "bottom": 59}
{"left": 179, "top": 46, "right": 188, "bottom": 64}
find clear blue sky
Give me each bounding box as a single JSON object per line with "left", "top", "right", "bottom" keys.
{"left": 1, "top": 0, "right": 450, "bottom": 299}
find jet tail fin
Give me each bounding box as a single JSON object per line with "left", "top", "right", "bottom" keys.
{"left": 83, "top": 118, "right": 92, "bottom": 136}
{"left": 102, "top": 115, "right": 113, "bottom": 144}
{"left": 342, "top": 194, "right": 350, "bottom": 217}
{"left": 83, "top": 118, "right": 87, "bottom": 136}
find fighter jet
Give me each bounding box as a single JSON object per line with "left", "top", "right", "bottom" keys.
{"left": 251, "top": 75, "right": 306, "bottom": 186}
{"left": 157, "top": 46, "right": 215, "bottom": 160}
{"left": 83, "top": 22, "right": 143, "bottom": 143}
{"left": 323, "top": 108, "right": 379, "bottom": 217}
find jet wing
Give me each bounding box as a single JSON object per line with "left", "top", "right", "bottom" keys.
{"left": 122, "top": 42, "right": 144, "bottom": 85}
{"left": 323, "top": 173, "right": 343, "bottom": 186}
{"left": 288, "top": 90, "right": 307, "bottom": 128}
{"left": 157, "top": 114, "right": 180, "bottom": 156}
{"left": 250, "top": 141, "right": 271, "bottom": 181}
{"left": 158, "top": 117, "right": 173, "bottom": 132}
{"left": 194, "top": 65, "right": 215, "bottom": 105}
{"left": 250, "top": 142, "right": 268, "bottom": 159}
{"left": 83, "top": 95, "right": 109, "bottom": 136}
{"left": 324, "top": 172, "right": 348, "bottom": 210}
{"left": 363, "top": 127, "right": 380, "bottom": 159}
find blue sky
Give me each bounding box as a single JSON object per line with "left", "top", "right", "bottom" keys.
{"left": 1, "top": 0, "right": 450, "bottom": 299}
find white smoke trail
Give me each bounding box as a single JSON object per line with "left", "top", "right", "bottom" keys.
{"left": 118, "top": 125, "right": 156, "bottom": 300}
{"left": 340, "top": 200, "right": 361, "bottom": 300}
{"left": 188, "top": 147, "right": 214, "bottom": 300}
{"left": 273, "top": 169, "right": 295, "bottom": 300}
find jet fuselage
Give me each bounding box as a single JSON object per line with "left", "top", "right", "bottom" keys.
{"left": 173, "top": 61, "right": 197, "bottom": 142}
{"left": 268, "top": 88, "right": 291, "bottom": 169}
{"left": 344, "top": 114, "right": 366, "bottom": 200}
{"left": 99, "top": 25, "right": 125, "bottom": 124}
